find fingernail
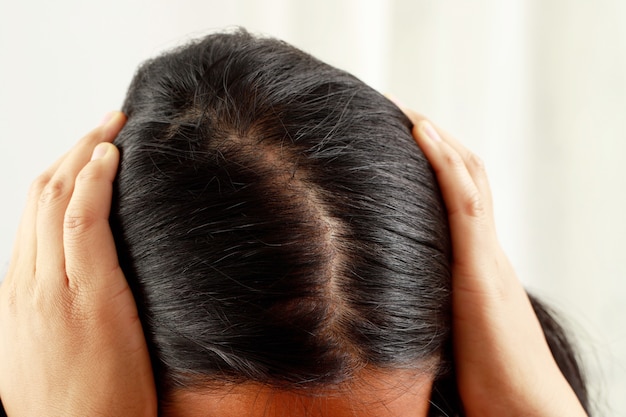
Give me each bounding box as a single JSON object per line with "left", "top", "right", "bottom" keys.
{"left": 91, "top": 143, "right": 109, "bottom": 161}
{"left": 421, "top": 121, "right": 441, "bottom": 142}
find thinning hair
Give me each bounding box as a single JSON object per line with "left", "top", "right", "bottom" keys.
{"left": 105, "top": 30, "right": 590, "bottom": 416}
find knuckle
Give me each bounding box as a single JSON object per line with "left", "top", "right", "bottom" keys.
{"left": 39, "top": 177, "right": 70, "bottom": 208}
{"left": 463, "top": 190, "right": 486, "bottom": 218}
{"left": 75, "top": 163, "right": 104, "bottom": 184}
{"left": 466, "top": 151, "right": 485, "bottom": 172}
{"left": 442, "top": 150, "right": 465, "bottom": 171}
{"left": 64, "top": 207, "right": 99, "bottom": 238}
{"left": 30, "top": 173, "right": 51, "bottom": 196}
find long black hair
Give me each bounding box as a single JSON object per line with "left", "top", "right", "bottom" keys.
{"left": 102, "top": 30, "right": 590, "bottom": 416}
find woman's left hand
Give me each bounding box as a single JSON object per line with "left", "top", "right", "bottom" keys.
{"left": 0, "top": 112, "right": 157, "bottom": 417}
{"left": 401, "top": 106, "right": 588, "bottom": 417}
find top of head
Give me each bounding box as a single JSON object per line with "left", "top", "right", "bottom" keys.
{"left": 110, "top": 29, "right": 451, "bottom": 400}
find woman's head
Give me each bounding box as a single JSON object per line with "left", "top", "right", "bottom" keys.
{"left": 110, "top": 29, "right": 452, "bottom": 415}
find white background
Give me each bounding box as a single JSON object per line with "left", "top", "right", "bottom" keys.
{"left": 1, "top": 1, "right": 624, "bottom": 415}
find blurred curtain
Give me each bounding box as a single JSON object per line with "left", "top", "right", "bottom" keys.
{"left": 387, "top": 3, "right": 626, "bottom": 414}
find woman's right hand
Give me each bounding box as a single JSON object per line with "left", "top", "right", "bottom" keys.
{"left": 403, "top": 109, "right": 588, "bottom": 417}
{"left": 0, "top": 112, "right": 157, "bottom": 417}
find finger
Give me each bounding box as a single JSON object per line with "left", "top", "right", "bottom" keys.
{"left": 63, "top": 142, "right": 123, "bottom": 293}
{"left": 5, "top": 150, "right": 70, "bottom": 286}
{"left": 4, "top": 158, "right": 73, "bottom": 303}
{"left": 413, "top": 121, "right": 484, "bottom": 220}
{"left": 400, "top": 107, "right": 493, "bottom": 211}
{"left": 35, "top": 112, "right": 126, "bottom": 284}
{"left": 424, "top": 127, "right": 493, "bottom": 215}
{"left": 412, "top": 119, "right": 498, "bottom": 275}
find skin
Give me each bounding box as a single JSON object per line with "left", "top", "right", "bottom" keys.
{"left": 0, "top": 113, "right": 157, "bottom": 417}
{"left": 0, "top": 110, "right": 588, "bottom": 417}
{"left": 403, "top": 108, "right": 588, "bottom": 417}
{"left": 166, "top": 369, "right": 434, "bottom": 417}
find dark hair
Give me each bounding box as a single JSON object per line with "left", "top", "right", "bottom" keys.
{"left": 100, "top": 30, "right": 589, "bottom": 416}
